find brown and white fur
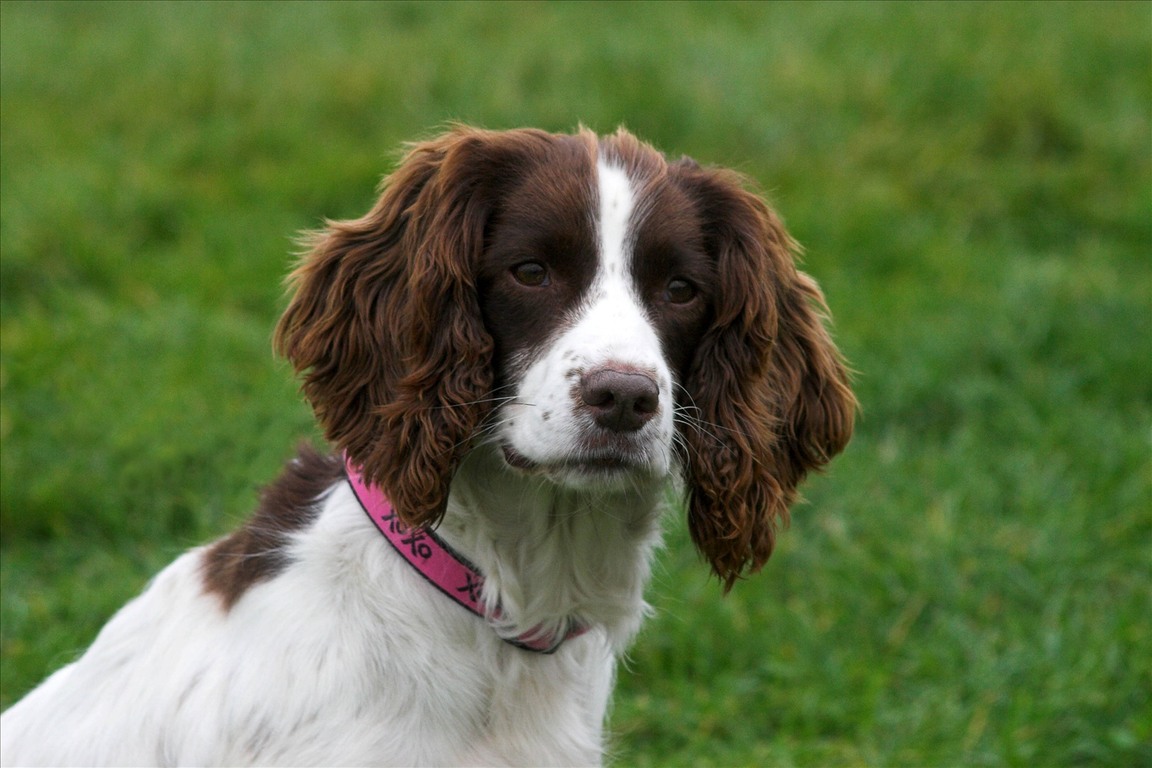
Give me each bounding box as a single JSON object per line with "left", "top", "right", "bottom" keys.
{"left": 0, "top": 126, "right": 855, "bottom": 766}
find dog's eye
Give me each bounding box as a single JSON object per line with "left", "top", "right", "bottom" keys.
{"left": 664, "top": 278, "right": 697, "bottom": 305}
{"left": 511, "top": 261, "right": 550, "bottom": 287}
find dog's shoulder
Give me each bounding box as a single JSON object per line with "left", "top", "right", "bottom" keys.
{"left": 201, "top": 445, "right": 345, "bottom": 610}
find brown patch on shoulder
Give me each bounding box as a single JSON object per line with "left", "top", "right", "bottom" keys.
{"left": 201, "top": 445, "right": 345, "bottom": 611}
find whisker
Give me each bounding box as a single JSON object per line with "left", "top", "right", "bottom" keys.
{"left": 671, "top": 381, "right": 757, "bottom": 443}
{"left": 429, "top": 394, "right": 519, "bottom": 410}
{"left": 456, "top": 417, "right": 517, "bottom": 452}
{"left": 672, "top": 411, "right": 728, "bottom": 450}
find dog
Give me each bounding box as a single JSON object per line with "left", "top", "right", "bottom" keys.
{"left": 0, "top": 126, "right": 855, "bottom": 766}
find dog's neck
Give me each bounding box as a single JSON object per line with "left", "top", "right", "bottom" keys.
{"left": 436, "top": 445, "right": 670, "bottom": 652}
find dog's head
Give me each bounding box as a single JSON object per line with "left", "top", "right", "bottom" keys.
{"left": 275, "top": 126, "right": 855, "bottom": 588}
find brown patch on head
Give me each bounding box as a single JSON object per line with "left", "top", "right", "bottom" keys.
{"left": 475, "top": 130, "right": 600, "bottom": 381}
{"left": 201, "top": 445, "right": 344, "bottom": 610}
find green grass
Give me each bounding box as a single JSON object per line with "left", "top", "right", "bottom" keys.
{"left": 2, "top": 2, "right": 1149, "bottom": 765}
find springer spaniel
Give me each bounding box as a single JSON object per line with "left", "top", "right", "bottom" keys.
{"left": 0, "top": 126, "right": 855, "bottom": 766}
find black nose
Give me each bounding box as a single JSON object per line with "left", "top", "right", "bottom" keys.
{"left": 579, "top": 368, "right": 659, "bottom": 433}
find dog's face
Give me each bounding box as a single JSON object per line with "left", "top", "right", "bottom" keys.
{"left": 478, "top": 151, "right": 712, "bottom": 491}
{"left": 275, "top": 127, "right": 855, "bottom": 587}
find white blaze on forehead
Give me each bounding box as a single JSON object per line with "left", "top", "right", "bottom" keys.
{"left": 596, "top": 161, "right": 635, "bottom": 279}
{"left": 587, "top": 160, "right": 650, "bottom": 347}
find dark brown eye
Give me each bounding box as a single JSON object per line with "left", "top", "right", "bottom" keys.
{"left": 511, "top": 261, "right": 550, "bottom": 287}
{"left": 664, "top": 278, "right": 697, "bottom": 305}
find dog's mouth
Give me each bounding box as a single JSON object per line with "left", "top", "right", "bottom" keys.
{"left": 501, "top": 444, "right": 641, "bottom": 478}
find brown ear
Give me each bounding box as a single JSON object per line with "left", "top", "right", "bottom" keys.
{"left": 275, "top": 128, "right": 515, "bottom": 527}
{"left": 675, "top": 164, "right": 856, "bottom": 589}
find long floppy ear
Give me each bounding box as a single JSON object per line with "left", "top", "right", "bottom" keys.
{"left": 675, "top": 163, "right": 856, "bottom": 589}
{"left": 275, "top": 127, "right": 515, "bottom": 527}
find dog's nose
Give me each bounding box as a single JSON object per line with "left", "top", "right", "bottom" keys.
{"left": 579, "top": 368, "right": 659, "bottom": 433}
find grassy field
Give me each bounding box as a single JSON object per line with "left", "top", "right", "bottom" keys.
{"left": 1, "top": 2, "right": 1149, "bottom": 765}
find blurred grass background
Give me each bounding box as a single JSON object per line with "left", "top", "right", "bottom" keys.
{"left": 1, "top": 1, "right": 1149, "bottom": 765}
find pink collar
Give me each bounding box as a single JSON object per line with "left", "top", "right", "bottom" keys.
{"left": 345, "top": 457, "right": 585, "bottom": 654}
